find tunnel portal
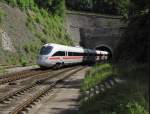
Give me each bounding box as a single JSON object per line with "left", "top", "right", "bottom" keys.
{"left": 95, "top": 45, "right": 112, "bottom": 59}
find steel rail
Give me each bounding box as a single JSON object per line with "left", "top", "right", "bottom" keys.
{"left": 0, "top": 66, "right": 77, "bottom": 103}
{"left": 9, "top": 67, "right": 85, "bottom": 114}
{"left": 0, "top": 70, "right": 50, "bottom": 84}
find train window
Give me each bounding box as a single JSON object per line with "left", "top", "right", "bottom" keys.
{"left": 74, "top": 52, "right": 81, "bottom": 56}
{"left": 53, "top": 51, "right": 65, "bottom": 56}
{"left": 74, "top": 52, "right": 78, "bottom": 56}
{"left": 40, "top": 46, "right": 53, "bottom": 55}
{"left": 68, "top": 52, "right": 83, "bottom": 56}
{"left": 68, "top": 52, "right": 73, "bottom": 56}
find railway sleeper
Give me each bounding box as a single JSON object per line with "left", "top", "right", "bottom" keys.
{"left": 9, "top": 67, "right": 84, "bottom": 114}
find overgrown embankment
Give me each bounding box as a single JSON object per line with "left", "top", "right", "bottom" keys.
{"left": 79, "top": 63, "right": 149, "bottom": 114}
{"left": 66, "top": 0, "right": 129, "bottom": 16}
{"left": 0, "top": 0, "right": 73, "bottom": 66}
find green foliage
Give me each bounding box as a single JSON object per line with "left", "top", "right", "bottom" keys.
{"left": 113, "top": 0, "right": 149, "bottom": 63}
{"left": 66, "top": 0, "right": 130, "bottom": 15}
{"left": 126, "top": 102, "right": 148, "bottom": 114}
{"left": 0, "top": 8, "right": 5, "bottom": 24}
{"left": 117, "top": 0, "right": 130, "bottom": 17}
{"left": 81, "top": 63, "right": 115, "bottom": 91}
{"left": 35, "top": 0, "right": 65, "bottom": 17}
{"left": 19, "top": 56, "right": 27, "bottom": 67}
{"left": 5, "top": 0, "right": 17, "bottom": 7}
{"left": 50, "top": 0, "right": 65, "bottom": 17}
{"left": 5, "top": 0, "right": 35, "bottom": 10}
{"left": 26, "top": 7, "right": 73, "bottom": 46}
{"left": 80, "top": 64, "right": 149, "bottom": 114}
{"left": 5, "top": 0, "right": 65, "bottom": 16}
{"left": 23, "top": 43, "right": 38, "bottom": 54}
{"left": 2, "top": 0, "right": 73, "bottom": 65}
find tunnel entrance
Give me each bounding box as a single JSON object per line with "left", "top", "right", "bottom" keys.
{"left": 95, "top": 45, "right": 112, "bottom": 59}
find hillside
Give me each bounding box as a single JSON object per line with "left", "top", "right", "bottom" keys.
{"left": 0, "top": 0, "right": 73, "bottom": 65}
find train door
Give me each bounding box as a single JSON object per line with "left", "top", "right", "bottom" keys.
{"left": 64, "top": 51, "right": 68, "bottom": 64}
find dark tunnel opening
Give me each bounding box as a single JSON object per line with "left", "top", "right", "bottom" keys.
{"left": 95, "top": 46, "right": 112, "bottom": 59}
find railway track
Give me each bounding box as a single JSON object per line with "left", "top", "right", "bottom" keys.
{"left": 9, "top": 67, "right": 84, "bottom": 114}
{"left": 0, "top": 65, "right": 20, "bottom": 69}
{"left": 0, "top": 64, "right": 35, "bottom": 69}
{"left": 0, "top": 66, "right": 77, "bottom": 103}
{"left": 0, "top": 66, "right": 85, "bottom": 114}
{"left": 0, "top": 67, "right": 44, "bottom": 79}
{"left": 0, "top": 69, "right": 50, "bottom": 85}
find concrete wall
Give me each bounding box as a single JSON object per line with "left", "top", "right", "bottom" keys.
{"left": 65, "top": 11, "right": 125, "bottom": 52}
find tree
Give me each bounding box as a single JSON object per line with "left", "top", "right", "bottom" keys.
{"left": 114, "top": 0, "right": 150, "bottom": 62}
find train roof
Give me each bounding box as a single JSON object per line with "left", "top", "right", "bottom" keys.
{"left": 43, "top": 43, "right": 96, "bottom": 53}
{"left": 96, "top": 50, "right": 109, "bottom": 54}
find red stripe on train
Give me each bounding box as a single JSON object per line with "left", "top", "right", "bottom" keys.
{"left": 63, "top": 56, "right": 83, "bottom": 59}
{"left": 48, "top": 56, "right": 83, "bottom": 60}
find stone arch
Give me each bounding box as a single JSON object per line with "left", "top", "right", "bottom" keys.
{"left": 95, "top": 44, "right": 113, "bottom": 59}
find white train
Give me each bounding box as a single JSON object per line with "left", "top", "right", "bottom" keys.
{"left": 37, "top": 43, "right": 109, "bottom": 68}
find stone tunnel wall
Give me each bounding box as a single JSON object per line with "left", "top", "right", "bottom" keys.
{"left": 65, "top": 11, "right": 125, "bottom": 52}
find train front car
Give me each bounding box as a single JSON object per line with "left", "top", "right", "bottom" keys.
{"left": 37, "top": 44, "right": 54, "bottom": 68}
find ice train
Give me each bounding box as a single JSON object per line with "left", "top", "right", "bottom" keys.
{"left": 37, "top": 43, "right": 109, "bottom": 68}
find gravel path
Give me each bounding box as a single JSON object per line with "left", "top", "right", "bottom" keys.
{"left": 28, "top": 67, "right": 90, "bottom": 114}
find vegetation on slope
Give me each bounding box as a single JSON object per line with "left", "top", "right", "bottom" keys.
{"left": 80, "top": 63, "right": 149, "bottom": 114}
{"left": 0, "top": 8, "right": 5, "bottom": 24}
{"left": 4, "top": 0, "right": 72, "bottom": 45}
{"left": 0, "top": 0, "right": 73, "bottom": 66}
{"left": 114, "top": 0, "right": 149, "bottom": 63}
{"left": 81, "top": 63, "right": 115, "bottom": 91}
{"left": 66, "top": 0, "right": 130, "bottom": 16}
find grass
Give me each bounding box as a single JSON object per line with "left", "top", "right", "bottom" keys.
{"left": 81, "top": 63, "right": 116, "bottom": 91}
{"left": 79, "top": 63, "right": 149, "bottom": 114}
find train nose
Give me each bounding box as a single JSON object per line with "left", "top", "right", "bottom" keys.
{"left": 37, "top": 55, "right": 48, "bottom": 65}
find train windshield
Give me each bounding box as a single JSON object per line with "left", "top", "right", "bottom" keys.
{"left": 40, "top": 46, "right": 53, "bottom": 55}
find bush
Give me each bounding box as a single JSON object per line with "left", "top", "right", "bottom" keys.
{"left": 19, "top": 57, "right": 27, "bottom": 67}
{"left": 126, "top": 102, "right": 148, "bottom": 114}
